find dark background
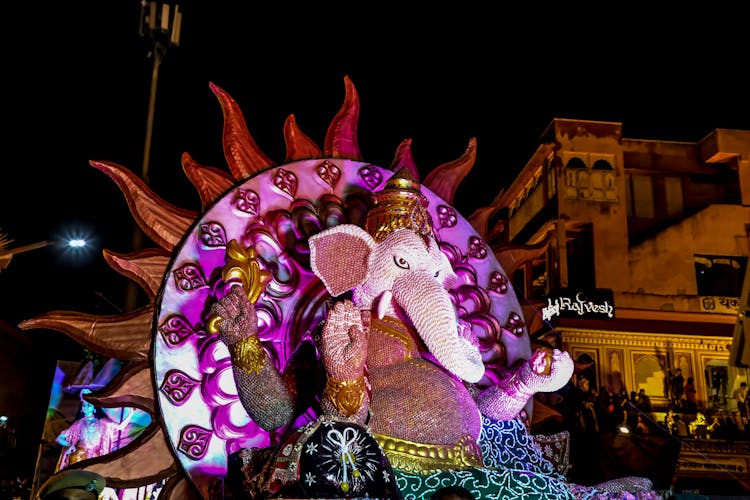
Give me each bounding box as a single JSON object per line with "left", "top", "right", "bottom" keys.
{"left": 1, "top": 2, "right": 749, "bottom": 352}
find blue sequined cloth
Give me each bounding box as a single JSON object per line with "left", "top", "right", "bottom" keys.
{"left": 394, "top": 416, "right": 660, "bottom": 500}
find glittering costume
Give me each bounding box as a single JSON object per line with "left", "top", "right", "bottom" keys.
{"left": 225, "top": 325, "right": 657, "bottom": 499}
{"left": 56, "top": 414, "right": 120, "bottom": 471}
{"left": 237, "top": 415, "right": 403, "bottom": 499}
{"left": 212, "top": 169, "right": 660, "bottom": 499}
{"left": 55, "top": 389, "right": 132, "bottom": 472}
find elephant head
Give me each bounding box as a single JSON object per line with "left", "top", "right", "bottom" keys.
{"left": 308, "top": 169, "right": 485, "bottom": 384}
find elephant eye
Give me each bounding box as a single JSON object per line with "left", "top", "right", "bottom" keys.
{"left": 393, "top": 256, "right": 410, "bottom": 269}
{"left": 434, "top": 270, "right": 440, "bottom": 278}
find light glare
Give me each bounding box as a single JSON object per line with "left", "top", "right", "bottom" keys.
{"left": 68, "top": 239, "right": 87, "bottom": 248}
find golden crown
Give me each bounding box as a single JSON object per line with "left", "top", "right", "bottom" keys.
{"left": 364, "top": 167, "right": 434, "bottom": 242}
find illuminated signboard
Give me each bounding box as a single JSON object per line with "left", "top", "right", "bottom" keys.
{"left": 542, "top": 288, "right": 615, "bottom": 321}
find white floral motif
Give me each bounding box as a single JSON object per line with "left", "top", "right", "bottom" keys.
{"left": 305, "top": 472, "right": 316, "bottom": 486}
{"left": 305, "top": 441, "right": 319, "bottom": 455}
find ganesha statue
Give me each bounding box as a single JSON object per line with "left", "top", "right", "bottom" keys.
{"left": 208, "top": 168, "right": 657, "bottom": 499}
{"left": 16, "top": 77, "right": 664, "bottom": 499}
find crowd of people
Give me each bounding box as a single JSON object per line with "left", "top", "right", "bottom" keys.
{"left": 666, "top": 368, "right": 700, "bottom": 414}
{"left": 663, "top": 407, "right": 750, "bottom": 441}
{"left": 546, "top": 370, "right": 750, "bottom": 444}
{"left": 558, "top": 375, "right": 659, "bottom": 437}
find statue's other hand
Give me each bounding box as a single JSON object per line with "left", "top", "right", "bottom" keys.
{"left": 522, "top": 348, "right": 574, "bottom": 394}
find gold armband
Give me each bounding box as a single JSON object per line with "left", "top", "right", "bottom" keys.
{"left": 325, "top": 375, "right": 366, "bottom": 417}
{"left": 230, "top": 336, "right": 266, "bottom": 375}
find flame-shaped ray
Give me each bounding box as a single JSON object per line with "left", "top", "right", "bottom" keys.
{"left": 159, "top": 475, "right": 203, "bottom": 500}
{"left": 466, "top": 205, "right": 499, "bottom": 241}
{"left": 492, "top": 237, "right": 550, "bottom": 277}
{"left": 283, "top": 114, "right": 322, "bottom": 162}
{"left": 209, "top": 81, "right": 276, "bottom": 179}
{"left": 103, "top": 249, "right": 170, "bottom": 300}
{"left": 86, "top": 361, "right": 155, "bottom": 413}
{"left": 521, "top": 302, "right": 546, "bottom": 336}
{"left": 324, "top": 75, "right": 362, "bottom": 160}
{"left": 0, "top": 229, "right": 12, "bottom": 252}
{"left": 531, "top": 328, "right": 562, "bottom": 350}
{"left": 18, "top": 307, "right": 154, "bottom": 360}
{"left": 422, "top": 138, "right": 477, "bottom": 205}
{"left": 90, "top": 160, "right": 196, "bottom": 251}
{"left": 531, "top": 398, "right": 563, "bottom": 428}
{"left": 69, "top": 424, "right": 178, "bottom": 489}
{"left": 390, "top": 138, "right": 420, "bottom": 183}
{"left": 181, "top": 152, "right": 234, "bottom": 211}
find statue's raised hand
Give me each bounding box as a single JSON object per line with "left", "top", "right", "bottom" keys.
{"left": 209, "top": 285, "right": 294, "bottom": 429}
{"left": 321, "top": 300, "right": 369, "bottom": 381}
{"left": 209, "top": 285, "right": 259, "bottom": 348}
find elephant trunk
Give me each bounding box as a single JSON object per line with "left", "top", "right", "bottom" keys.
{"left": 392, "top": 271, "right": 484, "bottom": 383}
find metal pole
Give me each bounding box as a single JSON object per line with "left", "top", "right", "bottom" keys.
{"left": 125, "top": 43, "right": 164, "bottom": 312}
{"left": 141, "top": 42, "right": 164, "bottom": 186}
{"left": 124, "top": 2, "right": 180, "bottom": 312}
{"left": 0, "top": 240, "right": 52, "bottom": 271}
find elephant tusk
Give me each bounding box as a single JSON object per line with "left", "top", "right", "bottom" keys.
{"left": 375, "top": 290, "right": 393, "bottom": 320}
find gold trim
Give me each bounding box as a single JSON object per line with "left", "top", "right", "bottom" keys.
{"left": 230, "top": 336, "right": 266, "bottom": 374}
{"left": 558, "top": 327, "right": 730, "bottom": 353}
{"left": 222, "top": 240, "right": 273, "bottom": 304}
{"left": 370, "top": 316, "right": 416, "bottom": 359}
{"left": 373, "top": 433, "right": 483, "bottom": 474}
{"left": 208, "top": 240, "right": 272, "bottom": 335}
{"left": 325, "top": 375, "right": 366, "bottom": 417}
{"left": 364, "top": 168, "right": 434, "bottom": 242}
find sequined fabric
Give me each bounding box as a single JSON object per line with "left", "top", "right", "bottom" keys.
{"left": 56, "top": 417, "right": 119, "bottom": 471}
{"left": 233, "top": 416, "right": 404, "bottom": 499}
{"left": 395, "top": 417, "right": 575, "bottom": 500}
{"left": 393, "top": 417, "right": 662, "bottom": 500}
{"left": 366, "top": 316, "right": 482, "bottom": 448}
{"left": 533, "top": 430, "right": 571, "bottom": 476}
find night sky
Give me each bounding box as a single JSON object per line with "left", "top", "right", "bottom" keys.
{"left": 1, "top": 2, "right": 748, "bottom": 356}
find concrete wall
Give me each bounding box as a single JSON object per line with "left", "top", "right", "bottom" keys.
{"left": 628, "top": 204, "right": 750, "bottom": 297}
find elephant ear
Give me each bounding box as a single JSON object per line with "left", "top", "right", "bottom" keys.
{"left": 309, "top": 224, "right": 375, "bottom": 297}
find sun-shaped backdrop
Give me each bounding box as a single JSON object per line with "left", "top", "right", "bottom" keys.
{"left": 18, "top": 76, "right": 547, "bottom": 499}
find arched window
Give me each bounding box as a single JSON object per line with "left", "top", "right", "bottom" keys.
{"left": 566, "top": 157, "right": 586, "bottom": 169}
{"left": 586, "top": 160, "right": 612, "bottom": 196}
{"left": 564, "top": 157, "right": 587, "bottom": 190}
{"left": 592, "top": 159, "right": 613, "bottom": 170}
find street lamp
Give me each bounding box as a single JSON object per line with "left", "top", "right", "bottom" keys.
{"left": 0, "top": 230, "right": 91, "bottom": 271}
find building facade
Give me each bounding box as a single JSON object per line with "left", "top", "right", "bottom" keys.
{"left": 481, "top": 120, "right": 749, "bottom": 412}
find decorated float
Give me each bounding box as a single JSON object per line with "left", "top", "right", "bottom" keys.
{"left": 22, "top": 77, "right": 661, "bottom": 499}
